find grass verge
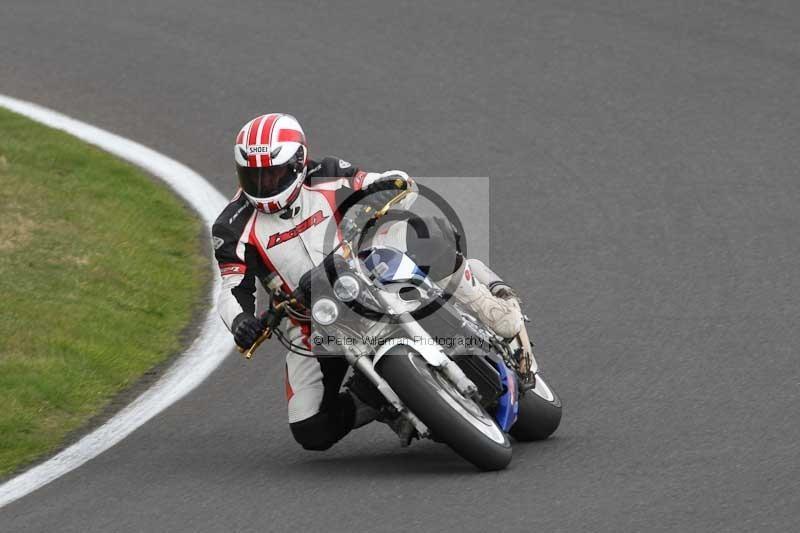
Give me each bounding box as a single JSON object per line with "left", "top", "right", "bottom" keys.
{"left": 0, "top": 107, "right": 208, "bottom": 477}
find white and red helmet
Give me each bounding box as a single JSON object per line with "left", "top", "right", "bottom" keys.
{"left": 234, "top": 113, "right": 308, "bottom": 213}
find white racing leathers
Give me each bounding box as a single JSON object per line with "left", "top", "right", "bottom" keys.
{"left": 211, "top": 157, "right": 521, "bottom": 450}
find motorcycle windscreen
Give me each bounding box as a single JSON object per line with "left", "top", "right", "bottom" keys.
{"left": 359, "top": 246, "right": 428, "bottom": 286}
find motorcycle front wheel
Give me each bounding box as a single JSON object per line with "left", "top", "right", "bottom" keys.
{"left": 376, "top": 345, "right": 512, "bottom": 471}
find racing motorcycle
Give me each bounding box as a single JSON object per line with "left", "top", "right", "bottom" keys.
{"left": 240, "top": 192, "right": 561, "bottom": 471}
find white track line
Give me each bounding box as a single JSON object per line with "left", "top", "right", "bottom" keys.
{"left": 0, "top": 95, "right": 230, "bottom": 509}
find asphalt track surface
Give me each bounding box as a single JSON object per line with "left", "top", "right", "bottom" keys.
{"left": 2, "top": 2, "right": 799, "bottom": 531}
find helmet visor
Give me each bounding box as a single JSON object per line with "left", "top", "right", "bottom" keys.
{"left": 237, "top": 164, "right": 297, "bottom": 198}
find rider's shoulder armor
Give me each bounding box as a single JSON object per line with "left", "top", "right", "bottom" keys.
{"left": 306, "top": 157, "right": 360, "bottom": 182}
{"left": 212, "top": 192, "right": 253, "bottom": 264}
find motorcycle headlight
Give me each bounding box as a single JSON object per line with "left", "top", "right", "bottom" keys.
{"left": 311, "top": 297, "right": 339, "bottom": 325}
{"left": 333, "top": 274, "right": 360, "bottom": 302}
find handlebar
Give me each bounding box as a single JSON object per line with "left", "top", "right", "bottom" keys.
{"left": 237, "top": 298, "right": 295, "bottom": 359}
{"left": 238, "top": 187, "right": 408, "bottom": 360}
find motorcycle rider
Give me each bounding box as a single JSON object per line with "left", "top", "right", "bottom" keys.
{"left": 212, "top": 113, "right": 523, "bottom": 451}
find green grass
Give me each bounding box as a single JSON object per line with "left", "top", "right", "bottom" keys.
{"left": 0, "top": 107, "right": 208, "bottom": 477}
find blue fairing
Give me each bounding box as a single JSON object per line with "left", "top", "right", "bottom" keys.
{"left": 494, "top": 360, "right": 519, "bottom": 431}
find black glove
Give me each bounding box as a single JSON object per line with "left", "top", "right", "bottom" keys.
{"left": 340, "top": 176, "right": 410, "bottom": 244}
{"left": 362, "top": 177, "right": 408, "bottom": 209}
{"left": 231, "top": 312, "right": 264, "bottom": 349}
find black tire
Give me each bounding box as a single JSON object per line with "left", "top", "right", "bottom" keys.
{"left": 376, "top": 345, "right": 512, "bottom": 471}
{"left": 510, "top": 374, "right": 562, "bottom": 441}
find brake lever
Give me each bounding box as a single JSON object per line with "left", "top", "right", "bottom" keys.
{"left": 374, "top": 187, "right": 410, "bottom": 219}
{"left": 237, "top": 298, "right": 296, "bottom": 360}
{"left": 340, "top": 188, "right": 410, "bottom": 249}
{"left": 238, "top": 327, "right": 273, "bottom": 360}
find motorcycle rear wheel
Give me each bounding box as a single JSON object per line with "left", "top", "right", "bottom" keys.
{"left": 376, "top": 345, "right": 512, "bottom": 471}
{"left": 509, "top": 373, "right": 562, "bottom": 441}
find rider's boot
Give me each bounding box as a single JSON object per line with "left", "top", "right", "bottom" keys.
{"left": 444, "top": 258, "right": 523, "bottom": 339}
{"left": 382, "top": 415, "right": 416, "bottom": 447}
{"left": 350, "top": 392, "right": 415, "bottom": 446}
{"left": 350, "top": 393, "right": 378, "bottom": 428}
{"left": 346, "top": 374, "right": 416, "bottom": 446}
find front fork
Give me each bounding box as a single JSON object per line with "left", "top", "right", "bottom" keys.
{"left": 342, "top": 350, "right": 430, "bottom": 438}
{"left": 341, "top": 312, "right": 484, "bottom": 439}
